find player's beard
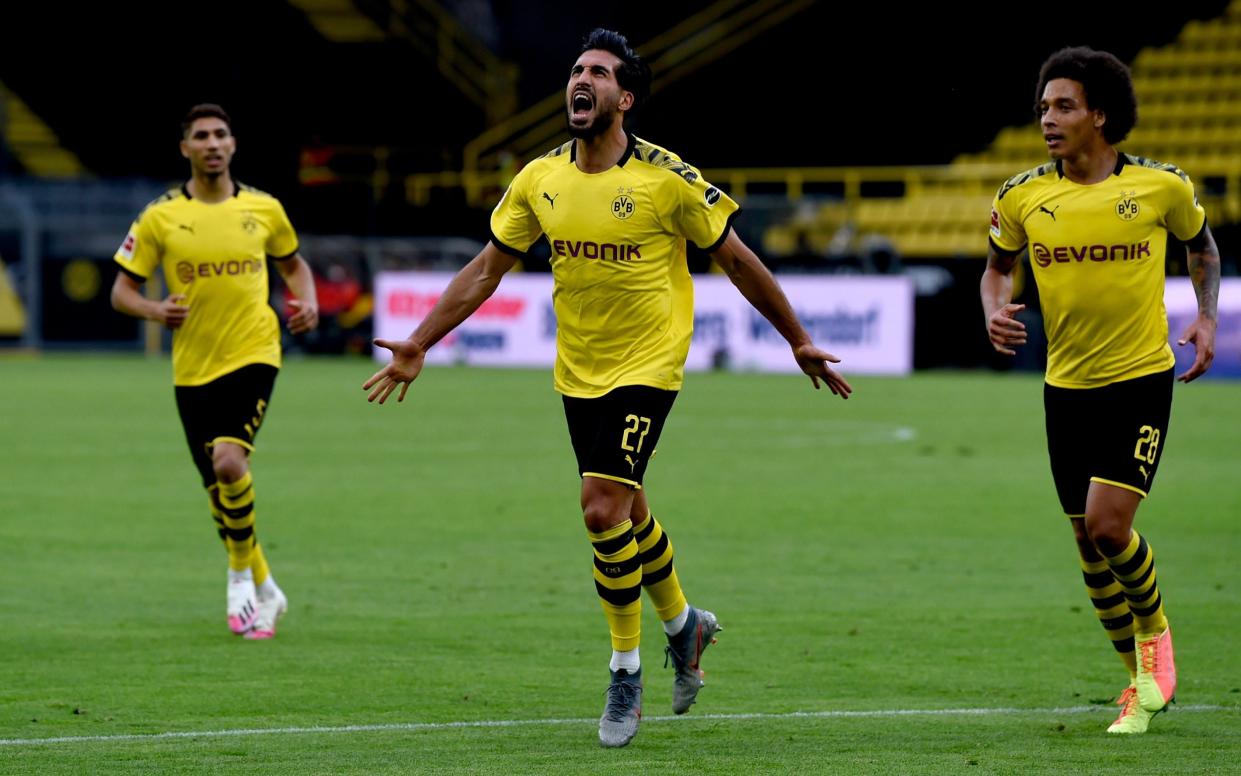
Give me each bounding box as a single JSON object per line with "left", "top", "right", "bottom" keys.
{"left": 567, "top": 105, "right": 617, "bottom": 140}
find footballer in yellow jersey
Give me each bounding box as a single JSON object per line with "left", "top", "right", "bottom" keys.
{"left": 116, "top": 182, "right": 299, "bottom": 386}
{"left": 991, "top": 154, "right": 1204, "bottom": 389}
{"left": 490, "top": 132, "right": 737, "bottom": 398}
{"left": 981, "top": 48, "right": 1220, "bottom": 735}
{"left": 111, "top": 104, "right": 319, "bottom": 640}
{"left": 365, "top": 29, "right": 852, "bottom": 747}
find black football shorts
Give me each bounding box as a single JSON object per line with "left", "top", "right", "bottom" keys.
{"left": 174, "top": 364, "right": 278, "bottom": 486}
{"left": 562, "top": 385, "right": 677, "bottom": 489}
{"left": 1043, "top": 368, "right": 1174, "bottom": 515}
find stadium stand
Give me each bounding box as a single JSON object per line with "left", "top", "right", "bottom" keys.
{"left": 0, "top": 81, "right": 84, "bottom": 178}
{"left": 768, "top": 0, "right": 1241, "bottom": 260}
{"left": 0, "top": 0, "right": 1234, "bottom": 366}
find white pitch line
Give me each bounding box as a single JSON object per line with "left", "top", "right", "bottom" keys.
{"left": 0, "top": 704, "right": 1233, "bottom": 748}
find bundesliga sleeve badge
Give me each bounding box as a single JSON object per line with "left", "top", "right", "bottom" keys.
{"left": 119, "top": 232, "right": 137, "bottom": 260}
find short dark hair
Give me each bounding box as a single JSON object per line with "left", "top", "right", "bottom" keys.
{"left": 1035, "top": 47, "right": 1137, "bottom": 144}
{"left": 580, "top": 28, "right": 651, "bottom": 114}
{"left": 181, "top": 103, "right": 232, "bottom": 137}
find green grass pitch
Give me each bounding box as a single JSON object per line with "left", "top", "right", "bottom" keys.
{"left": 1, "top": 355, "right": 1237, "bottom": 774}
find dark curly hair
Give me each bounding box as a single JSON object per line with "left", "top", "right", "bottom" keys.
{"left": 1035, "top": 47, "right": 1137, "bottom": 144}
{"left": 181, "top": 103, "right": 232, "bottom": 137}
{"left": 580, "top": 28, "right": 651, "bottom": 114}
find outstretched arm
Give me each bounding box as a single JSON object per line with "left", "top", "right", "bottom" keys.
{"left": 980, "top": 245, "right": 1026, "bottom": 356}
{"left": 273, "top": 254, "right": 320, "bottom": 335}
{"left": 710, "top": 228, "right": 851, "bottom": 398}
{"left": 363, "top": 241, "right": 519, "bottom": 403}
{"left": 1177, "top": 224, "right": 1221, "bottom": 383}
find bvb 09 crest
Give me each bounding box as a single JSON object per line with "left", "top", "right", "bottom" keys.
{"left": 611, "top": 194, "right": 635, "bottom": 220}
{"left": 1116, "top": 191, "right": 1139, "bottom": 221}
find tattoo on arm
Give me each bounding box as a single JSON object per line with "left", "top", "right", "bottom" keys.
{"left": 1186, "top": 227, "right": 1221, "bottom": 320}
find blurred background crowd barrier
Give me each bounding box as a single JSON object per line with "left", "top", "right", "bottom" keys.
{"left": 1, "top": 0, "right": 1237, "bottom": 375}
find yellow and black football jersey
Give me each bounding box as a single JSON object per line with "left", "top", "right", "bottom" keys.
{"left": 990, "top": 154, "right": 1206, "bottom": 388}
{"left": 114, "top": 184, "right": 299, "bottom": 386}
{"left": 490, "top": 133, "right": 740, "bottom": 398}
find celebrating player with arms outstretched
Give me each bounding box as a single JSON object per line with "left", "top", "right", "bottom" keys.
{"left": 365, "top": 28, "right": 851, "bottom": 748}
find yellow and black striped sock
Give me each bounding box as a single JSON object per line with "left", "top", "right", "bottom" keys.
{"left": 1105, "top": 530, "right": 1168, "bottom": 637}
{"left": 210, "top": 482, "right": 270, "bottom": 584}
{"left": 218, "top": 472, "right": 257, "bottom": 573}
{"left": 633, "top": 513, "right": 687, "bottom": 623}
{"left": 1080, "top": 556, "right": 1137, "bottom": 677}
{"left": 589, "top": 522, "right": 643, "bottom": 651}
{"left": 250, "top": 542, "right": 271, "bottom": 587}
{"left": 207, "top": 484, "right": 228, "bottom": 544}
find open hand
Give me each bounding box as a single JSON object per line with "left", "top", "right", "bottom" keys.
{"left": 793, "top": 342, "right": 852, "bottom": 399}
{"left": 1176, "top": 315, "right": 1216, "bottom": 383}
{"left": 363, "top": 338, "right": 427, "bottom": 403}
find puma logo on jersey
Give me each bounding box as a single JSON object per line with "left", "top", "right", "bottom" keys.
{"left": 1039, "top": 205, "right": 1059, "bottom": 221}
{"left": 1139, "top": 465, "right": 1150, "bottom": 484}
{"left": 624, "top": 454, "right": 637, "bottom": 474}
{"left": 542, "top": 192, "right": 559, "bottom": 208}
{"left": 178, "top": 223, "right": 196, "bottom": 234}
